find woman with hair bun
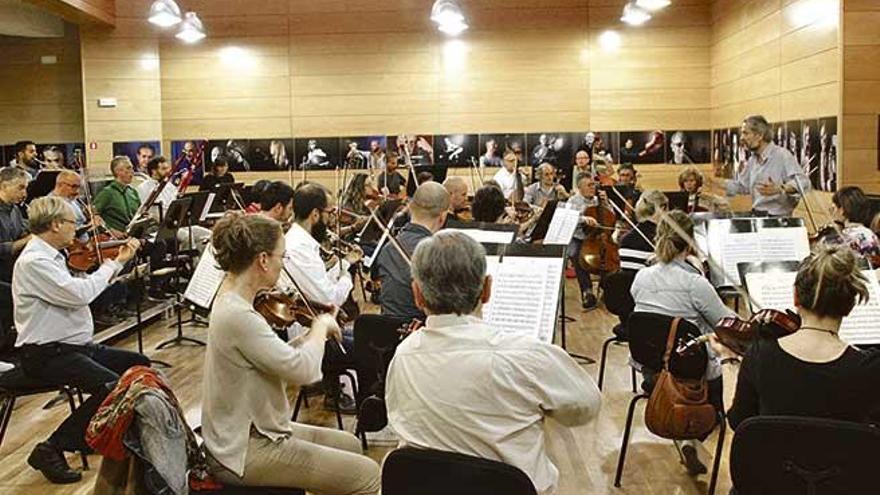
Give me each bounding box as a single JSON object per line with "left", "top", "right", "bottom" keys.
{"left": 714, "top": 245, "right": 880, "bottom": 429}
{"left": 201, "top": 212, "right": 380, "bottom": 494}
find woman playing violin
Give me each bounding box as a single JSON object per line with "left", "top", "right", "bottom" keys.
{"left": 819, "top": 186, "right": 880, "bottom": 264}
{"left": 678, "top": 166, "right": 729, "bottom": 214}
{"left": 202, "top": 212, "right": 380, "bottom": 494}
{"left": 711, "top": 246, "right": 880, "bottom": 430}
{"left": 631, "top": 210, "right": 735, "bottom": 474}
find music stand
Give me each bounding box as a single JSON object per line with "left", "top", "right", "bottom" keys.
{"left": 527, "top": 200, "right": 559, "bottom": 242}
{"left": 182, "top": 191, "right": 215, "bottom": 224}
{"left": 155, "top": 197, "right": 207, "bottom": 350}
{"left": 209, "top": 183, "right": 243, "bottom": 212}
{"left": 663, "top": 191, "right": 690, "bottom": 212}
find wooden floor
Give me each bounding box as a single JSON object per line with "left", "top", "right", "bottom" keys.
{"left": 0, "top": 278, "right": 733, "bottom": 494}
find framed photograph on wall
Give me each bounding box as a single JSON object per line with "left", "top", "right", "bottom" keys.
{"left": 340, "top": 136, "right": 386, "bottom": 172}
{"left": 170, "top": 139, "right": 209, "bottom": 185}
{"left": 206, "top": 139, "right": 252, "bottom": 172}
{"left": 294, "top": 137, "right": 340, "bottom": 171}
{"left": 801, "top": 120, "right": 821, "bottom": 189}
{"left": 113, "top": 141, "right": 159, "bottom": 174}
{"left": 665, "top": 130, "right": 710, "bottom": 165}
{"left": 387, "top": 134, "right": 434, "bottom": 167}
{"left": 817, "top": 116, "right": 837, "bottom": 192}
{"left": 246, "top": 139, "right": 293, "bottom": 171}
{"left": 434, "top": 134, "right": 478, "bottom": 168}
{"left": 619, "top": 130, "right": 665, "bottom": 164}
{"left": 479, "top": 133, "right": 525, "bottom": 168}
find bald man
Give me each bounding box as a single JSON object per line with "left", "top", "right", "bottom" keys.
{"left": 443, "top": 175, "right": 469, "bottom": 219}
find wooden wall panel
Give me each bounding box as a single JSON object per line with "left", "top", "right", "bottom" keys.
{"left": 710, "top": 0, "right": 840, "bottom": 128}
{"left": 841, "top": 0, "right": 880, "bottom": 191}
{"left": 0, "top": 24, "right": 84, "bottom": 144}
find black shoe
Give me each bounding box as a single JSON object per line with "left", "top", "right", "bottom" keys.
{"left": 324, "top": 392, "right": 357, "bottom": 414}
{"left": 582, "top": 292, "right": 598, "bottom": 310}
{"left": 680, "top": 444, "right": 708, "bottom": 476}
{"left": 27, "top": 442, "right": 82, "bottom": 484}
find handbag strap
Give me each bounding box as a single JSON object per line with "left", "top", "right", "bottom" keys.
{"left": 662, "top": 317, "right": 681, "bottom": 371}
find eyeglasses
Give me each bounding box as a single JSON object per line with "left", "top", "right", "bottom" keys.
{"left": 59, "top": 218, "right": 77, "bottom": 226}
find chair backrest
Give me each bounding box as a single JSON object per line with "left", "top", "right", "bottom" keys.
{"left": 601, "top": 270, "right": 636, "bottom": 318}
{"left": 731, "top": 416, "right": 880, "bottom": 495}
{"left": 627, "top": 311, "right": 707, "bottom": 380}
{"left": 382, "top": 447, "right": 537, "bottom": 495}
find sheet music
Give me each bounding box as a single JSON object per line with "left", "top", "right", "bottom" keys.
{"left": 183, "top": 246, "right": 226, "bottom": 309}
{"left": 482, "top": 255, "right": 563, "bottom": 343}
{"left": 709, "top": 220, "right": 809, "bottom": 286}
{"left": 446, "top": 228, "right": 515, "bottom": 245}
{"left": 543, "top": 208, "right": 581, "bottom": 246}
{"left": 200, "top": 193, "right": 216, "bottom": 221}
{"left": 746, "top": 269, "right": 880, "bottom": 346}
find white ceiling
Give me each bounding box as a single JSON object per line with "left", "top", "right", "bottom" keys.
{"left": 0, "top": 0, "right": 64, "bottom": 37}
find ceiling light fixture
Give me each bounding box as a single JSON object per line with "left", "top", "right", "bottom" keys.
{"left": 175, "top": 12, "right": 206, "bottom": 43}
{"left": 431, "top": 0, "right": 469, "bottom": 36}
{"left": 621, "top": 2, "right": 651, "bottom": 26}
{"left": 148, "top": 0, "right": 182, "bottom": 28}
{"left": 636, "top": 0, "right": 671, "bottom": 12}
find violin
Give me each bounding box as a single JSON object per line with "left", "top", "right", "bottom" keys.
{"left": 253, "top": 289, "right": 349, "bottom": 329}
{"left": 579, "top": 183, "right": 620, "bottom": 275}
{"left": 676, "top": 308, "right": 801, "bottom": 357}
{"left": 66, "top": 233, "right": 138, "bottom": 272}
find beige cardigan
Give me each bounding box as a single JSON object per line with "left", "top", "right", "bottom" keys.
{"left": 201, "top": 291, "right": 324, "bottom": 477}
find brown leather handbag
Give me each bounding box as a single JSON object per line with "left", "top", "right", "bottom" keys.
{"left": 644, "top": 317, "right": 717, "bottom": 440}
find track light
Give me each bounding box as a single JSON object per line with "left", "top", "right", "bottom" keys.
{"left": 175, "top": 12, "right": 206, "bottom": 43}
{"left": 148, "top": 0, "right": 182, "bottom": 28}
{"left": 636, "top": 0, "right": 671, "bottom": 12}
{"left": 431, "top": 0, "right": 469, "bottom": 36}
{"left": 621, "top": 2, "right": 651, "bottom": 26}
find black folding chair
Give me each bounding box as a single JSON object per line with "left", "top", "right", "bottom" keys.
{"left": 0, "top": 366, "right": 89, "bottom": 470}
{"left": 382, "top": 447, "right": 537, "bottom": 495}
{"left": 731, "top": 415, "right": 880, "bottom": 494}
{"left": 598, "top": 270, "right": 637, "bottom": 392}
{"left": 614, "top": 311, "right": 725, "bottom": 495}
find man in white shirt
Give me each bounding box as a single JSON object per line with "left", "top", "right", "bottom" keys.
{"left": 136, "top": 155, "right": 211, "bottom": 253}
{"left": 386, "top": 231, "right": 601, "bottom": 494}
{"left": 284, "top": 183, "right": 363, "bottom": 412}
{"left": 493, "top": 150, "right": 523, "bottom": 200}
{"left": 13, "top": 196, "right": 149, "bottom": 484}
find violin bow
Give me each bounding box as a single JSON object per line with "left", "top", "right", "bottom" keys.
{"left": 606, "top": 186, "right": 656, "bottom": 250}
{"left": 75, "top": 150, "right": 106, "bottom": 263}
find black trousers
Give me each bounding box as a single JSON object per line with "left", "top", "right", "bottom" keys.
{"left": 352, "top": 315, "right": 408, "bottom": 406}
{"left": 19, "top": 343, "right": 150, "bottom": 452}
{"left": 0, "top": 281, "right": 14, "bottom": 357}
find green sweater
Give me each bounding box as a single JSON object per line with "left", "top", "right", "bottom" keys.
{"left": 93, "top": 181, "right": 141, "bottom": 232}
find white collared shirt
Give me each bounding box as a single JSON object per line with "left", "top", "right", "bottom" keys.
{"left": 282, "top": 223, "right": 352, "bottom": 307}
{"left": 725, "top": 142, "right": 810, "bottom": 216}
{"left": 493, "top": 168, "right": 519, "bottom": 199}
{"left": 136, "top": 178, "right": 177, "bottom": 218}
{"left": 386, "top": 314, "right": 601, "bottom": 494}
{"left": 13, "top": 236, "right": 122, "bottom": 346}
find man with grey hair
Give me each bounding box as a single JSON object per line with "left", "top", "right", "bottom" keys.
{"left": 523, "top": 162, "right": 569, "bottom": 207}
{"left": 725, "top": 114, "right": 810, "bottom": 216}
{"left": 93, "top": 156, "right": 140, "bottom": 233}
{"left": 0, "top": 166, "right": 31, "bottom": 348}
{"left": 386, "top": 230, "right": 601, "bottom": 494}
{"left": 13, "top": 196, "right": 147, "bottom": 484}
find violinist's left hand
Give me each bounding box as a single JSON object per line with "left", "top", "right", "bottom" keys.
{"left": 344, "top": 245, "right": 363, "bottom": 265}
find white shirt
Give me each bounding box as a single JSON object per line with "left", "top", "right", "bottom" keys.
{"left": 493, "top": 168, "right": 519, "bottom": 199}
{"left": 13, "top": 236, "right": 122, "bottom": 346}
{"left": 283, "top": 223, "right": 352, "bottom": 307}
{"left": 386, "top": 314, "right": 601, "bottom": 494}
{"left": 136, "top": 178, "right": 177, "bottom": 219}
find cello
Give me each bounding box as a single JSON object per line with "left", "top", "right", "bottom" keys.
{"left": 578, "top": 178, "right": 620, "bottom": 275}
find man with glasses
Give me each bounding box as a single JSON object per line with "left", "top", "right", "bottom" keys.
{"left": 284, "top": 183, "right": 363, "bottom": 413}
{"left": 12, "top": 196, "right": 148, "bottom": 484}
{"left": 49, "top": 171, "right": 103, "bottom": 240}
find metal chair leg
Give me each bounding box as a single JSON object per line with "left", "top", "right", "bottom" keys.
{"left": 0, "top": 395, "right": 15, "bottom": 449}
{"left": 614, "top": 393, "right": 649, "bottom": 487}
{"left": 708, "top": 412, "right": 727, "bottom": 495}
{"left": 292, "top": 390, "right": 305, "bottom": 422}
{"left": 597, "top": 336, "right": 616, "bottom": 391}
{"left": 61, "top": 388, "right": 89, "bottom": 470}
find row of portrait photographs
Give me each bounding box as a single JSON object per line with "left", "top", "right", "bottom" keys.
{"left": 712, "top": 116, "right": 838, "bottom": 192}
{"left": 157, "top": 131, "right": 711, "bottom": 175}
{"left": 1, "top": 143, "right": 87, "bottom": 170}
